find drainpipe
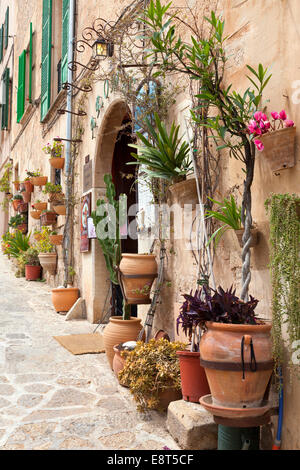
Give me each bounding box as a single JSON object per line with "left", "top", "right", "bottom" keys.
{"left": 63, "top": 0, "right": 76, "bottom": 287}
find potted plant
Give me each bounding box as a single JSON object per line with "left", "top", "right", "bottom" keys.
{"left": 23, "top": 173, "right": 34, "bottom": 193}
{"left": 40, "top": 209, "right": 57, "bottom": 226}
{"left": 205, "top": 195, "right": 258, "bottom": 248}
{"left": 249, "top": 110, "right": 296, "bottom": 173}
{"left": 180, "top": 285, "right": 273, "bottom": 411}
{"left": 33, "top": 228, "right": 42, "bottom": 241}
{"left": 91, "top": 174, "right": 144, "bottom": 368}
{"left": 43, "top": 182, "right": 64, "bottom": 203}
{"left": 18, "top": 201, "right": 28, "bottom": 213}
{"left": 119, "top": 338, "right": 185, "bottom": 412}
{"left": 8, "top": 214, "right": 27, "bottom": 233}
{"left": 49, "top": 231, "right": 63, "bottom": 246}
{"left": 119, "top": 253, "right": 158, "bottom": 304}
{"left": 43, "top": 139, "right": 65, "bottom": 170}
{"left": 32, "top": 200, "right": 47, "bottom": 211}
{"left": 51, "top": 286, "right": 79, "bottom": 313}
{"left": 23, "top": 247, "right": 41, "bottom": 281}
{"left": 20, "top": 186, "right": 32, "bottom": 203}
{"left": 53, "top": 201, "right": 66, "bottom": 215}
{"left": 30, "top": 205, "right": 42, "bottom": 220}
{"left": 26, "top": 170, "right": 48, "bottom": 187}
{"left": 176, "top": 291, "right": 211, "bottom": 403}
{"left": 34, "top": 226, "right": 57, "bottom": 275}
{"left": 11, "top": 194, "right": 23, "bottom": 211}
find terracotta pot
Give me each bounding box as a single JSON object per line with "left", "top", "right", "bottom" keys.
{"left": 18, "top": 202, "right": 28, "bottom": 213}
{"left": 20, "top": 182, "right": 26, "bottom": 191}
{"left": 119, "top": 254, "right": 158, "bottom": 304}
{"left": 112, "top": 344, "right": 129, "bottom": 381}
{"left": 49, "top": 157, "right": 65, "bottom": 170}
{"left": 13, "top": 182, "right": 20, "bottom": 191}
{"left": 49, "top": 234, "right": 63, "bottom": 246}
{"left": 30, "top": 176, "right": 48, "bottom": 186}
{"left": 53, "top": 204, "right": 66, "bottom": 216}
{"left": 51, "top": 287, "right": 79, "bottom": 313}
{"left": 12, "top": 199, "right": 22, "bottom": 211}
{"left": 103, "top": 316, "right": 143, "bottom": 369}
{"left": 156, "top": 387, "right": 182, "bottom": 410}
{"left": 40, "top": 212, "right": 57, "bottom": 226}
{"left": 17, "top": 223, "right": 27, "bottom": 234}
{"left": 30, "top": 210, "right": 41, "bottom": 220}
{"left": 235, "top": 228, "right": 259, "bottom": 248}
{"left": 22, "top": 191, "right": 31, "bottom": 203}
{"left": 33, "top": 202, "right": 47, "bottom": 211}
{"left": 168, "top": 178, "right": 198, "bottom": 205}
{"left": 199, "top": 322, "right": 273, "bottom": 409}
{"left": 25, "top": 265, "right": 41, "bottom": 281}
{"left": 24, "top": 181, "right": 34, "bottom": 193}
{"left": 259, "top": 127, "right": 296, "bottom": 172}
{"left": 177, "top": 350, "right": 210, "bottom": 403}
{"left": 38, "top": 252, "right": 57, "bottom": 275}
{"left": 48, "top": 192, "right": 65, "bottom": 203}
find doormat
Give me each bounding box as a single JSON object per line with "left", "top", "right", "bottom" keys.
{"left": 53, "top": 333, "right": 105, "bottom": 355}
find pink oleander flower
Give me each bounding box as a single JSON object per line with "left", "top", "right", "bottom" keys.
{"left": 254, "top": 111, "right": 263, "bottom": 121}
{"left": 254, "top": 139, "right": 264, "bottom": 151}
{"left": 279, "top": 110, "right": 287, "bottom": 120}
{"left": 284, "top": 119, "right": 294, "bottom": 127}
{"left": 271, "top": 111, "right": 279, "bottom": 120}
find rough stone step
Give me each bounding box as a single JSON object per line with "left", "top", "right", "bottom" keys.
{"left": 167, "top": 400, "right": 218, "bottom": 450}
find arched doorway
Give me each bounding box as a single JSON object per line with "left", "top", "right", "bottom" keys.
{"left": 89, "top": 99, "right": 138, "bottom": 323}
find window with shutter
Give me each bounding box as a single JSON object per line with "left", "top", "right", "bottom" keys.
{"left": 1, "top": 68, "right": 10, "bottom": 130}
{"left": 17, "top": 51, "right": 26, "bottom": 123}
{"left": 4, "top": 7, "right": 9, "bottom": 49}
{"left": 0, "top": 25, "right": 3, "bottom": 63}
{"left": 29, "top": 22, "right": 33, "bottom": 103}
{"left": 41, "top": 0, "right": 52, "bottom": 121}
{"left": 61, "top": 0, "right": 69, "bottom": 85}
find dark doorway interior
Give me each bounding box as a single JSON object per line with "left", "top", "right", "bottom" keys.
{"left": 111, "top": 116, "right": 138, "bottom": 316}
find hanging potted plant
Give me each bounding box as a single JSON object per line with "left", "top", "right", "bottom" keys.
{"left": 180, "top": 285, "right": 273, "bottom": 413}
{"left": 18, "top": 201, "right": 28, "bottom": 214}
{"left": 34, "top": 226, "right": 57, "bottom": 275}
{"left": 20, "top": 187, "right": 31, "bottom": 203}
{"left": 8, "top": 214, "right": 27, "bottom": 233}
{"left": 40, "top": 209, "right": 57, "bottom": 226}
{"left": 11, "top": 194, "right": 23, "bottom": 211}
{"left": 119, "top": 338, "right": 185, "bottom": 412}
{"left": 30, "top": 206, "right": 42, "bottom": 220}
{"left": 49, "top": 231, "right": 63, "bottom": 246}
{"left": 32, "top": 200, "right": 47, "bottom": 211}
{"left": 43, "top": 139, "right": 65, "bottom": 170}
{"left": 91, "top": 174, "right": 144, "bottom": 369}
{"left": 119, "top": 253, "right": 158, "bottom": 305}
{"left": 176, "top": 291, "right": 211, "bottom": 403}
{"left": 23, "top": 173, "right": 34, "bottom": 193}
{"left": 53, "top": 201, "right": 66, "bottom": 216}
{"left": 250, "top": 110, "right": 296, "bottom": 173}
{"left": 23, "top": 247, "right": 42, "bottom": 281}
{"left": 205, "top": 195, "right": 258, "bottom": 248}
{"left": 27, "top": 170, "right": 48, "bottom": 187}
{"left": 43, "top": 182, "right": 64, "bottom": 203}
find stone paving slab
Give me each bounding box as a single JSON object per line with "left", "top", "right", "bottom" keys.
{"left": 0, "top": 253, "right": 179, "bottom": 450}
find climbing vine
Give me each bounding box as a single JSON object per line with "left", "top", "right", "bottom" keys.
{"left": 265, "top": 193, "right": 300, "bottom": 375}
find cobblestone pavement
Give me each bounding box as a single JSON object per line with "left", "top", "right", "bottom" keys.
{"left": 0, "top": 253, "right": 179, "bottom": 450}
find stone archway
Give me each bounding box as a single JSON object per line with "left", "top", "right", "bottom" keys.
{"left": 85, "top": 99, "right": 132, "bottom": 323}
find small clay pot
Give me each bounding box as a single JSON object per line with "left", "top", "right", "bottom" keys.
{"left": 49, "top": 157, "right": 65, "bottom": 170}
{"left": 24, "top": 181, "right": 34, "bottom": 193}
{"left": 25, "top": 265, "right": 41, "bottom": 281}
{"left": 18, "top": 202, "right": 28, "bottom": 213}
{"left": 49, "top": 234, "right": 63, "bottom": 246}
{"left": 40, "top": 211, "right": 57, "bottom": 226}
{"left": 177, "top": 350, "right": 210, "bottom": 403}
{"left": 235, "top": 228, "right": 259, "bottom": 248}
{"left": 22, "top": 191, "right": 31, "bottom": 203}
{"left": 53, "top": 204, "right": 66, "bottom": 216}
{"left": 51, "top": 287, "right": 79, "bottom": 313}
{"left": 33, "top": 202, "right": 47, "bottom": 211}
{"left": 48, "top": 192, "right": 65, "bottom": 203}
{"left": 12, "top": 199, "right": 22, "bottom": 211}
{"left": 112, "top": 344, "right": 129, "bottom": 381}
{"left": 30, "top": 210, "right": 41, "bottom": 220}
{"left": 30, "top": 176, "right": 48, "bottom": 186}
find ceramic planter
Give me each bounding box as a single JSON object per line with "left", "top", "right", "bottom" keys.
{"left": 40, "top": 211, "right": 57, "bottom": 226}
{"left": 30, "top": 176, "right": 48, "bottom": 186}
{"left": 30, "top": 210, "right": 41, "bottom": 220}
{"left": 33, "top": 202, "right": 47, "bottom": 211}
{"left": 199, "top": 322, "right": 273, "bottom": 409}
{"left": 24, "top": 181, "right": 34, "bottom": 193}
{"left": 49, "top": 234, "right": 63, "bottom": 246}
{"left": 177, "top": 350, "right": 210, "bottom": 403}
{"left": 25, "top": 265, "right": 41, "bottom": 281}
{"left": 22, "top": 191, "right": 31, "bottom": 203}
{"left": 119, "top": 254, "right": 158, "bottom": 304}
{"left": 259, "top": 127, "right": 296, "bottom": 172}
{"left": 51, "top": 287, "right": 79, "bottom": 313}
{"left": 53, "top": 204, "right": 66, "bottom": 216}
{"left": 49, "top": 157, "right": 65, "bottom": 170}
{"left": 38, "top": 252, "right": 57, "bottom": 275}
{"left": 102, "top": 316, "right": 143, "bottom": 369}
{"left": 235, "top": 228, "right": 258, "bottom": 248}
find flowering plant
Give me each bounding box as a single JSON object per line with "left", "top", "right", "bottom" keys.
{"left": 42, "top": 139, "right": 63, "bottom": 158}
{"left": 247, "top": 110, "right": 295, "bottom": 151}
{"left": 25, "top": 169, "right": 41, "bottom": 178}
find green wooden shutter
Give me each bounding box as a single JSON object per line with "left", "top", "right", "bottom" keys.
{"left": 61, "top": 0, "right": 70, "bottom": 85}
{"left": 17, "top": 51, "right": 26, "bottom": 123}
{"left": 4, "top": 7, "right": 9, "bottom": 49}
{"left": 0, "top": 26, "right": 3, "bottom": 63}
{"left": 1, "top": 68, "right": 9, "bottom": 129}
{"left": 41, "top": 0, "right": 52, "bottom": 121}
{"left": 29, "top": 23, "right": 33, "bottom": 103}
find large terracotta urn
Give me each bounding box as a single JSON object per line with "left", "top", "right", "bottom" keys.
{"left": 200, "top": 322, "right": 273, "bottom": 409}
{"left": 119, "top": 254, "right": 158, "bottom": 304}
{"left": 103, "top": 316, "right": 143, "bottom": 369}
{"left": 52, "top": 287, "right": 79, "bottom": 313}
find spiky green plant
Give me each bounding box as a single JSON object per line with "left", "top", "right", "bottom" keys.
{"left": 205, "top": 195, "right": 242, "bottom": 247}
{"left": 4, "top": 230, "right": 30, "bottom": 258}
{"left": 128, "top": 112, "right": 192, "bottom": 183}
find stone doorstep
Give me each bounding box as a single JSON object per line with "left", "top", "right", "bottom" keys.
{"left": 167, "top": 400, "right": 218, "bottom": 450}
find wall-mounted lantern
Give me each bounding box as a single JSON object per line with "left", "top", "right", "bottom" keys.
{"left": 92, "top": 37, "right": 114, "bottom": 59}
